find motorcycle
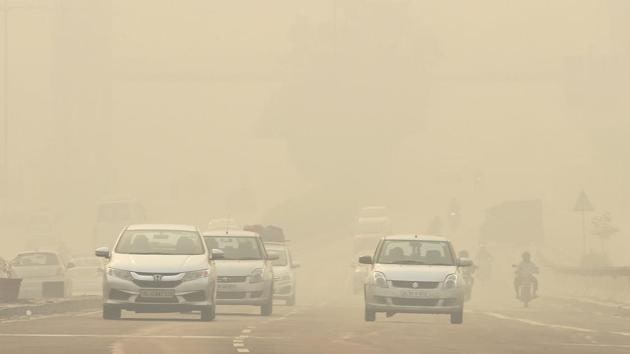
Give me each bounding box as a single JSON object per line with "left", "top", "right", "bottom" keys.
{"left": 513, "top": 265, "right": 536, "bottom": 307}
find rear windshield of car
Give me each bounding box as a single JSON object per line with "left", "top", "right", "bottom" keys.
{"left": 115, "top": 230, "right": 205, "bottom": 255}
{"left": 375, "top": 240, "right": 455, "bottom": 266}
{"left": 13, "top": 253, "right": 59, "bottom": 266}
{"left": 204, "top": 236, "right": 263, "bottom": 260}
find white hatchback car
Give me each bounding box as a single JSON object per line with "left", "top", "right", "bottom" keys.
{"left": 203, "top": 230, "right": 277, "bottom": 316}
{"left": 360, "top": 235, "right": 472, "bottom": 324}
{"left": 96, "top": 224, "right": 219, "bottom": 321}
{"left": 265, "top": 242, "right": 299, "bottom": 305}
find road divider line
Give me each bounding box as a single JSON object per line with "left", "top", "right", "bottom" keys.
{"left": 480, "top": 312, "right": 597, "bottom": 333}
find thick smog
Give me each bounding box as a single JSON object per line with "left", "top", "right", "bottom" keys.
{"left": 0, "top": 1, "right": 629, "bottom": 354}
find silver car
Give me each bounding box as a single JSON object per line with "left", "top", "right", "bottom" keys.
{"left": 9, "top": 251, "right": 70, "bottom": 299}
{"left": 265, "top": 242, "right": 299, "bottom": 306}
{"left": 360, "top": 235, "right": 473, "bottom": 324}
{"left": 95, "top": 224, "right": 219, "bottom": 321}
{"left": 203, "top": 230, "right": 277, "bottom": 316}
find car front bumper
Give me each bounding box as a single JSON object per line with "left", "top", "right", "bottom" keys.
{"left": 103, "top": 276, "right": 215, "bottom": 312}
{"left": 215, "top": 279, "right": 272, "bottom": 305}
{"left": 365, "top": 285, "right": 464, "bottom": 314}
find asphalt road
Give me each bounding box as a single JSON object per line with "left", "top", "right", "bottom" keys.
{"left": 1, "top": 290, "right": 629, "bottom": 354}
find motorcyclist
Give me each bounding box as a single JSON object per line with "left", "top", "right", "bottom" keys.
{"left": 459, "top": 250, "right": 476, "bottom": 300}
{"left": 514, "top": 251, "right": 539, "bottom": 298}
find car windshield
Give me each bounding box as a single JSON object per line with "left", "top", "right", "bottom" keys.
{"left": 267, "top": 249, "right": 288, "bottom": 266}
{"left": 13, "top": 253, "right": 59, "bottom": 266}
{"left": 375, "top": 240, "right": 455, "bottom": 266}
{"left": 204, "top": 236, "right": 263, "bottom": 260}
{"left": 115, "top": 230, "right": 205, "bottom": 255}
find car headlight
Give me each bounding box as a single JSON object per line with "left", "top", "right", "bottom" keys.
{"left": 371, "top": 272, "right": 389, "bottom": 288}
{"left": 249, "top": 268, "right": 264, "bottom": 283}
{"left": 182, "top": 269, "right": 209, "bottom": 282}
{"left": 443, "top": 273, "right": 458, "bottom": 289}
{"left": 107, "top": 267, "right": 133, "bottom": 281}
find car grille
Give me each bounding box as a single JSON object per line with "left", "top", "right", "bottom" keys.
{"left": 217, "top": 292, "right": 247, "bottom": 299}
{"left": 135, "top": 296, "right": 178, "bottom": 303}
{"left": 217, "top": 276, "right": 247, "bottom": 283}
{"left": 390, "top": 281, "right": 440, "bottom": 289}
{"left": 391, "top": 298, "right": 439, "bottom": 307}
{"left": 133, "top": 280, "right": 182, "bottom": 288}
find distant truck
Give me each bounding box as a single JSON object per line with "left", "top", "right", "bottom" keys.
{"left": 93, "top": 199, "right": 146, "bottom": 248}
{"left": 244, "top": 225, "right": 286, "bottom": 243}
{"left": 480, "top": 200, "right": 544, "bottom": 247}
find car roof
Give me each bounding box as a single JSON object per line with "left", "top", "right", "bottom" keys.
{"left": 15, "top": 251, "right": 60, "bottom": 257}
{"left": 202, "top": 230, "right": 260, "bottom": 237}
{"left": 126, "top": 224, "right": 198, "bottom": 232}
{"left": 383, "top": 234, "right": 449, "bottom": 242}
{"left": 263, "top": 242, "right": 287, "bottom": 250}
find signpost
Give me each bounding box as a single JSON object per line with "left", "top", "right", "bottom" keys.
{"left": 573, "top": 191, "right": 594, "bottom": 255}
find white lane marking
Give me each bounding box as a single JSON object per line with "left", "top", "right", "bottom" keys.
{"left": 233, "top": 339, "right": 244, "bottom": 343}
{"left": 481, "top": 312, "right": 597, "bottom": 333}
{"left": 233, "top": 343, "right": 244, "bottom": 348}
{"left": 236, "top": 349, "right": 250, "bottom": 353}
{"left": 552, "top": 343, "right": 630, "bottom": 348}
{"left": 612, "top": 331, "right": 630, "bottom": 337}
{"left": 242, "top": 329, "right": 252, "bottom": 334}
{"left": 74, "top": 311, "right": 101, "bottom": 317}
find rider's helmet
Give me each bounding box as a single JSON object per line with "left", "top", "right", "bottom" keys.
{"left": 522, "top": 251, "right": 531, "bottom": 261}
{"left": 458, "top": 250, "right": 469, "bottom": 258}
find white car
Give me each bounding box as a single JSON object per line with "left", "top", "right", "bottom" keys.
{"left": 360, "top": 235, "right": 473, "bottom": 324}
{"left": 203, "top": 230, "right": 277, "bottom": 316}
{"left": 265, "top": 242, "right": 299, "bottom": 305}
{"left": 66, "top": 256, "right": 105, "bottom": 296}
{"left": 9, "top": 251, "right": 70, "bottom": 299}
{"left": 96, "top": 224, "right": 220, "bottom": 321}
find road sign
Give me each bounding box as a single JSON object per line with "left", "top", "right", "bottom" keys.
{"left": 573, "top": 191, "right": 594, "bottom": 212}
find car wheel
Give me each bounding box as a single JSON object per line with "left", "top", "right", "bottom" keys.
{"left": 365, "top": 306, "right": 376, "bottom": 322}
{"left": 450, "top": 308, "right": 463, "bottom": 324}
{"left": 261, "top": 298, "right": 273, "bottom": 316}
{"left": 200, "top": 305, "right": 215, "bottom": 321}
{"left": 102, "top": 304, "right": 121, "bottom": 320}
{"left": 286, "top": 293, "right": 296, "bottom": 306}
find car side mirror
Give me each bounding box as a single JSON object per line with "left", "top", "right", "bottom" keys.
{"left": 458, "top": 257, "right": 473, "bottom": 267}
{"left": 267, "top": 254, "right": 280, "bottom": 261}
{"left": 211, "top": 249, "right": 225, "bottom": 260}
{"left": 358, "top": 256, "right": 373, "bottom": 265}
{"left": 66, "top": 262, "right": 75, "bottom": 269}
{"left": 291, "top": 263, "right": 300, "bottom": 269}
{"left": 95, "top": 247, "right": 111, "bottom": 259}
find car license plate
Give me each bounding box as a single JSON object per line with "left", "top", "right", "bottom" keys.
{"left": 218, "top": 283, "right": 237, "bottom": 290}
{"left": 140, "top": 289, "right": 175, "bottom": 298}
{"left": 404, "top": 290, "right": 429, "bottom": 298}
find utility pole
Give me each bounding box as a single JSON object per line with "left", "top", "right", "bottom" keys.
{"left": 1, "top": 0, "right": 8, "bottom": 195}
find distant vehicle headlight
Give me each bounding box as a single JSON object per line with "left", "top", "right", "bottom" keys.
{"left": 443, "top": 274, "right": 458, "bottom": 289}
{"left": 249, "top": 268, "right": 264, "bottom": 283}
{"left": 107, "top": 267, "right": 133, "bottom": 281}
{"left": 372, "top": 272, "right": 389, "bottom": 288}
{"left": 182, "top": 269, "right": 209, "bottom": 282}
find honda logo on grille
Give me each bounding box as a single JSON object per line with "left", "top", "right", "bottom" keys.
{"left": 153, "top": 274, "right": 163, "bottom": 282}
{"left": 412, "top": 282, "right": 419, "bottom": 289}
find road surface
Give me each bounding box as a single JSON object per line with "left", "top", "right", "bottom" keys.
{"left": 1, "top": 290, "right": 629, "bottom": 354}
